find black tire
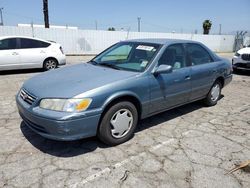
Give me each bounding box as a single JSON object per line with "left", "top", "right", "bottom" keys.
{"left": 204, "top": 80, "right": 222, "bottom": 106}
{"left": 43, "top": 58, "right": 58, "bottom": 71}
{"left": 98, "top": 101, "right": 138, "bottom": 146}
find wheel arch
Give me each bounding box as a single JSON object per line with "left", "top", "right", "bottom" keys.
{"left": 98, "top": 92, "right": 142, "bottom": 129}
{"left": 215, "top": 76, "right": 225, "bottom": 88}
{"left": 43, "top": 57, "right": 59, "bottom": 66}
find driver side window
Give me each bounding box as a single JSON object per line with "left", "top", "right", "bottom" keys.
{"left": 158, "top": 44, "right": 186, "bottom": 70}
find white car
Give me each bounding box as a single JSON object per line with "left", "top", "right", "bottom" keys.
{"left": 0, "top": 36, "right": 66, "bottom": 71}
{"left": 232, "top": 47, "right": 250, "bottom": 71}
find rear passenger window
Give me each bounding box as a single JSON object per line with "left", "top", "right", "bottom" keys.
{"left": 20, "top": 38, "right": 50, "bottom": 49}
{"left": 0, "top": 38, "right": 17, "bottom": 50}
{"left": 158, "top": 44, "right": 186, "bottom": 69}
{"left": 187, "top": 44, "right": 213, "bottom": 66}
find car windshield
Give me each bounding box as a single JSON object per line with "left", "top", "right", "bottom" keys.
{"left": 90, "top": 42, "right": 160, "bottom": 72}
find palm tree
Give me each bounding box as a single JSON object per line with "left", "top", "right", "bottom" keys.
{"left": 203, "top": 20, "right": 212, "bottom": 35}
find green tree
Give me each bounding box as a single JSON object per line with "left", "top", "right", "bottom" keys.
{"left": 108, "top": 27, "right": 115, "bottom": 31}
{"left": 203, "top": 20, "right": 212, "bottom": 35}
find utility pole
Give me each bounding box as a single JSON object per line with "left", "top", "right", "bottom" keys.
{"left": 0, "top": 7, "right": 4, "bottom": 26}
{"left": 219, "top": 24, "right": 222, "bottom": 35}
{"left": 43, "top": 0, "right": 49, "bottom": 28}
{"left": 31, "top": 21, "right": 34, "bottom": 37}
{"left": 137, "top": 17, "right": 141, "bottom": 32}
{"left": 126, "top": 27, "right": 131, "bottom": 39}
{"left": 95, "top": 20, "right": 98, "bottom": 30}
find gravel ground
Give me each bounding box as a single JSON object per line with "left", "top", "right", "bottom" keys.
{"left": 0, "top": 53, "right": 249, "bottom": 188}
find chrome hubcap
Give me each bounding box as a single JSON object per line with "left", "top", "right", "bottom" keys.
{"left": 46, "top": 60, "right": 56, "bottom": 70}
{"left": 110, "top": 109, "right": 133, "bottom": 138}
{"left": 211, "top": 84, "right": 220, "bottom": 101}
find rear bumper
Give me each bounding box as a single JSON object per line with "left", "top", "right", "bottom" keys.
{"left": 57, "top": 55, "right": 66, "bottom": 66}
{"left": 16, "top": 95, "right": 101, "bottom": 141}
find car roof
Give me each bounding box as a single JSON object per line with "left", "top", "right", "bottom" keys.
{"left": 0, "top": 36, "right": 52, "bottom": 43}
{"left": 125, "top": 38, "right": 199, "bottom": 45}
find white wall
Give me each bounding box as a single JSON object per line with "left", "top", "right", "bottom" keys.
{"left": 0, "top": 26, "right": 235, "bottom": 54}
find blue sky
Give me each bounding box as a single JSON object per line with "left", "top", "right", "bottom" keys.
{"left": 0, "top": 0, "right": 249, "bottom": 34}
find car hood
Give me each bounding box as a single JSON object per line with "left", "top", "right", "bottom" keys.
{"left": 238, "top": 47, "right": 250, "bottom": 54}
{"left": 23, "top": 63, "right": 138, "bottom": 98}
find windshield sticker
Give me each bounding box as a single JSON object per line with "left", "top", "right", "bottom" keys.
{"left": 136, "top": 45, "right": 155, "bottom": 51}
{"left": 140, "top": 60, "right": 148, "bottom": 67}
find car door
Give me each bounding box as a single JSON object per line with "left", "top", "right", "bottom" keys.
{"left": 186, "top": 43, "right": 216, "bottom": 101}
{"left": 149, "top": 44, "right": 191, "bottom": 114}
{"left": 0, "top": 38, "right": 20, "bottom": 70}
{"left": 18, "top": 38, "right": 48, "bottom": 68}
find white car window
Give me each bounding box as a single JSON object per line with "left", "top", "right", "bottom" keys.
{"left": 0, "top": 38, "right": 17, "bottom": 50}
{"left": 20, "top": 38, "right": 50, "bottom": 49}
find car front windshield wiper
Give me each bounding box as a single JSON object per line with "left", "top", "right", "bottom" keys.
{"left": 89, "top": 60, "right": 121, "bottom": 70}
{"left": 89, "top": 60, "right": 98, "bottom": 65}
{"left": 98, "top": 62, "right": 121, "bottom": 70}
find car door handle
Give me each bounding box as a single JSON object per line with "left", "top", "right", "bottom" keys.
{"left": 184, "top": 75, "right": 191, "bottom": 80}
{"left": 12, "top": 52, "right": 18, "bottom": 55}
{"left": 40, "top": 50, "right": 45, "bottom": 53}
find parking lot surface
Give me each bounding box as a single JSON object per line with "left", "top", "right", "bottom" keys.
{"left": 0, "top": 54, "right": 249, "bottom": 188}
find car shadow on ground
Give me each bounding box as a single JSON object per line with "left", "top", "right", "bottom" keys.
{"left": 0, "top": 68, "right": 44, "bottom": 75}
{"left": 20, "top": 99, "right": 222, "bottom": 157}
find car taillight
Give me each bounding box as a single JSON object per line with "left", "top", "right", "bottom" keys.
{"left": 59, "top": 46, "right": 64, "bottom": 54}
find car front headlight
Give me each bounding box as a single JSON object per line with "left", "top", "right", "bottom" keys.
{"left": 234, "top": 52, "right": 240, "bottom": 57}
{"left": 39, "top": 98, "right": 92, "bottom": 112}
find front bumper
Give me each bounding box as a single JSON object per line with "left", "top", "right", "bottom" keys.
{"left": 16, "top": 95, "right": 101, "bottom": 141}
{"left": 232, "top": 57, "right": 250, "bottom": 70}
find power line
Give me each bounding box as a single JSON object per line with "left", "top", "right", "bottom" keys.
{"left": 143, "top": 21, "right": 195, "bottom": 33}
{"left": 0, "top": 9, "right": 205, "bottom": 34}
{"left": 0, "top": 9, "right": 136, "bottom": 30}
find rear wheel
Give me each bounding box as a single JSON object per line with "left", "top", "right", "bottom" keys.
{"left": 98, "top": 101, "right": 138, "bottom": 146}
{"left": 43, "top": 58, "right": 58, "bottom": 71}
{"left": 204, "top": 81, "right": 222, "bottom": 106}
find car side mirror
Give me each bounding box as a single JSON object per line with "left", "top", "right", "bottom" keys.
{"left": 153, "top": 64, "right": 173, "bottom": 75}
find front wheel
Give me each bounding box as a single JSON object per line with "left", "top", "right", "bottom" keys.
{"left": 204, "top": 81, "right": 222, "bottom": 106}
{"left": 98, "top": 101, "right": 138, "bottom": 146}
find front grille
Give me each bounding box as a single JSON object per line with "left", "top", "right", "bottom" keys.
{"left": 20, "top": 89, "right": 36, "bottom": 105}
{"left": 242, "top": 54, "right": 250, "bottom": 61}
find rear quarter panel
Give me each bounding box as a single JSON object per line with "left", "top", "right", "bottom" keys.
{"left": 216, "top": 58, "right": 233, "bottom": 86}
{"left": 45, "top": 43, "right": 66, "bottom": 65}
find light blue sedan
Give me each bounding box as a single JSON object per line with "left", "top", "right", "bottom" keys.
{"left": 16, "top": 39, "right": 232, "bottom": 145}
